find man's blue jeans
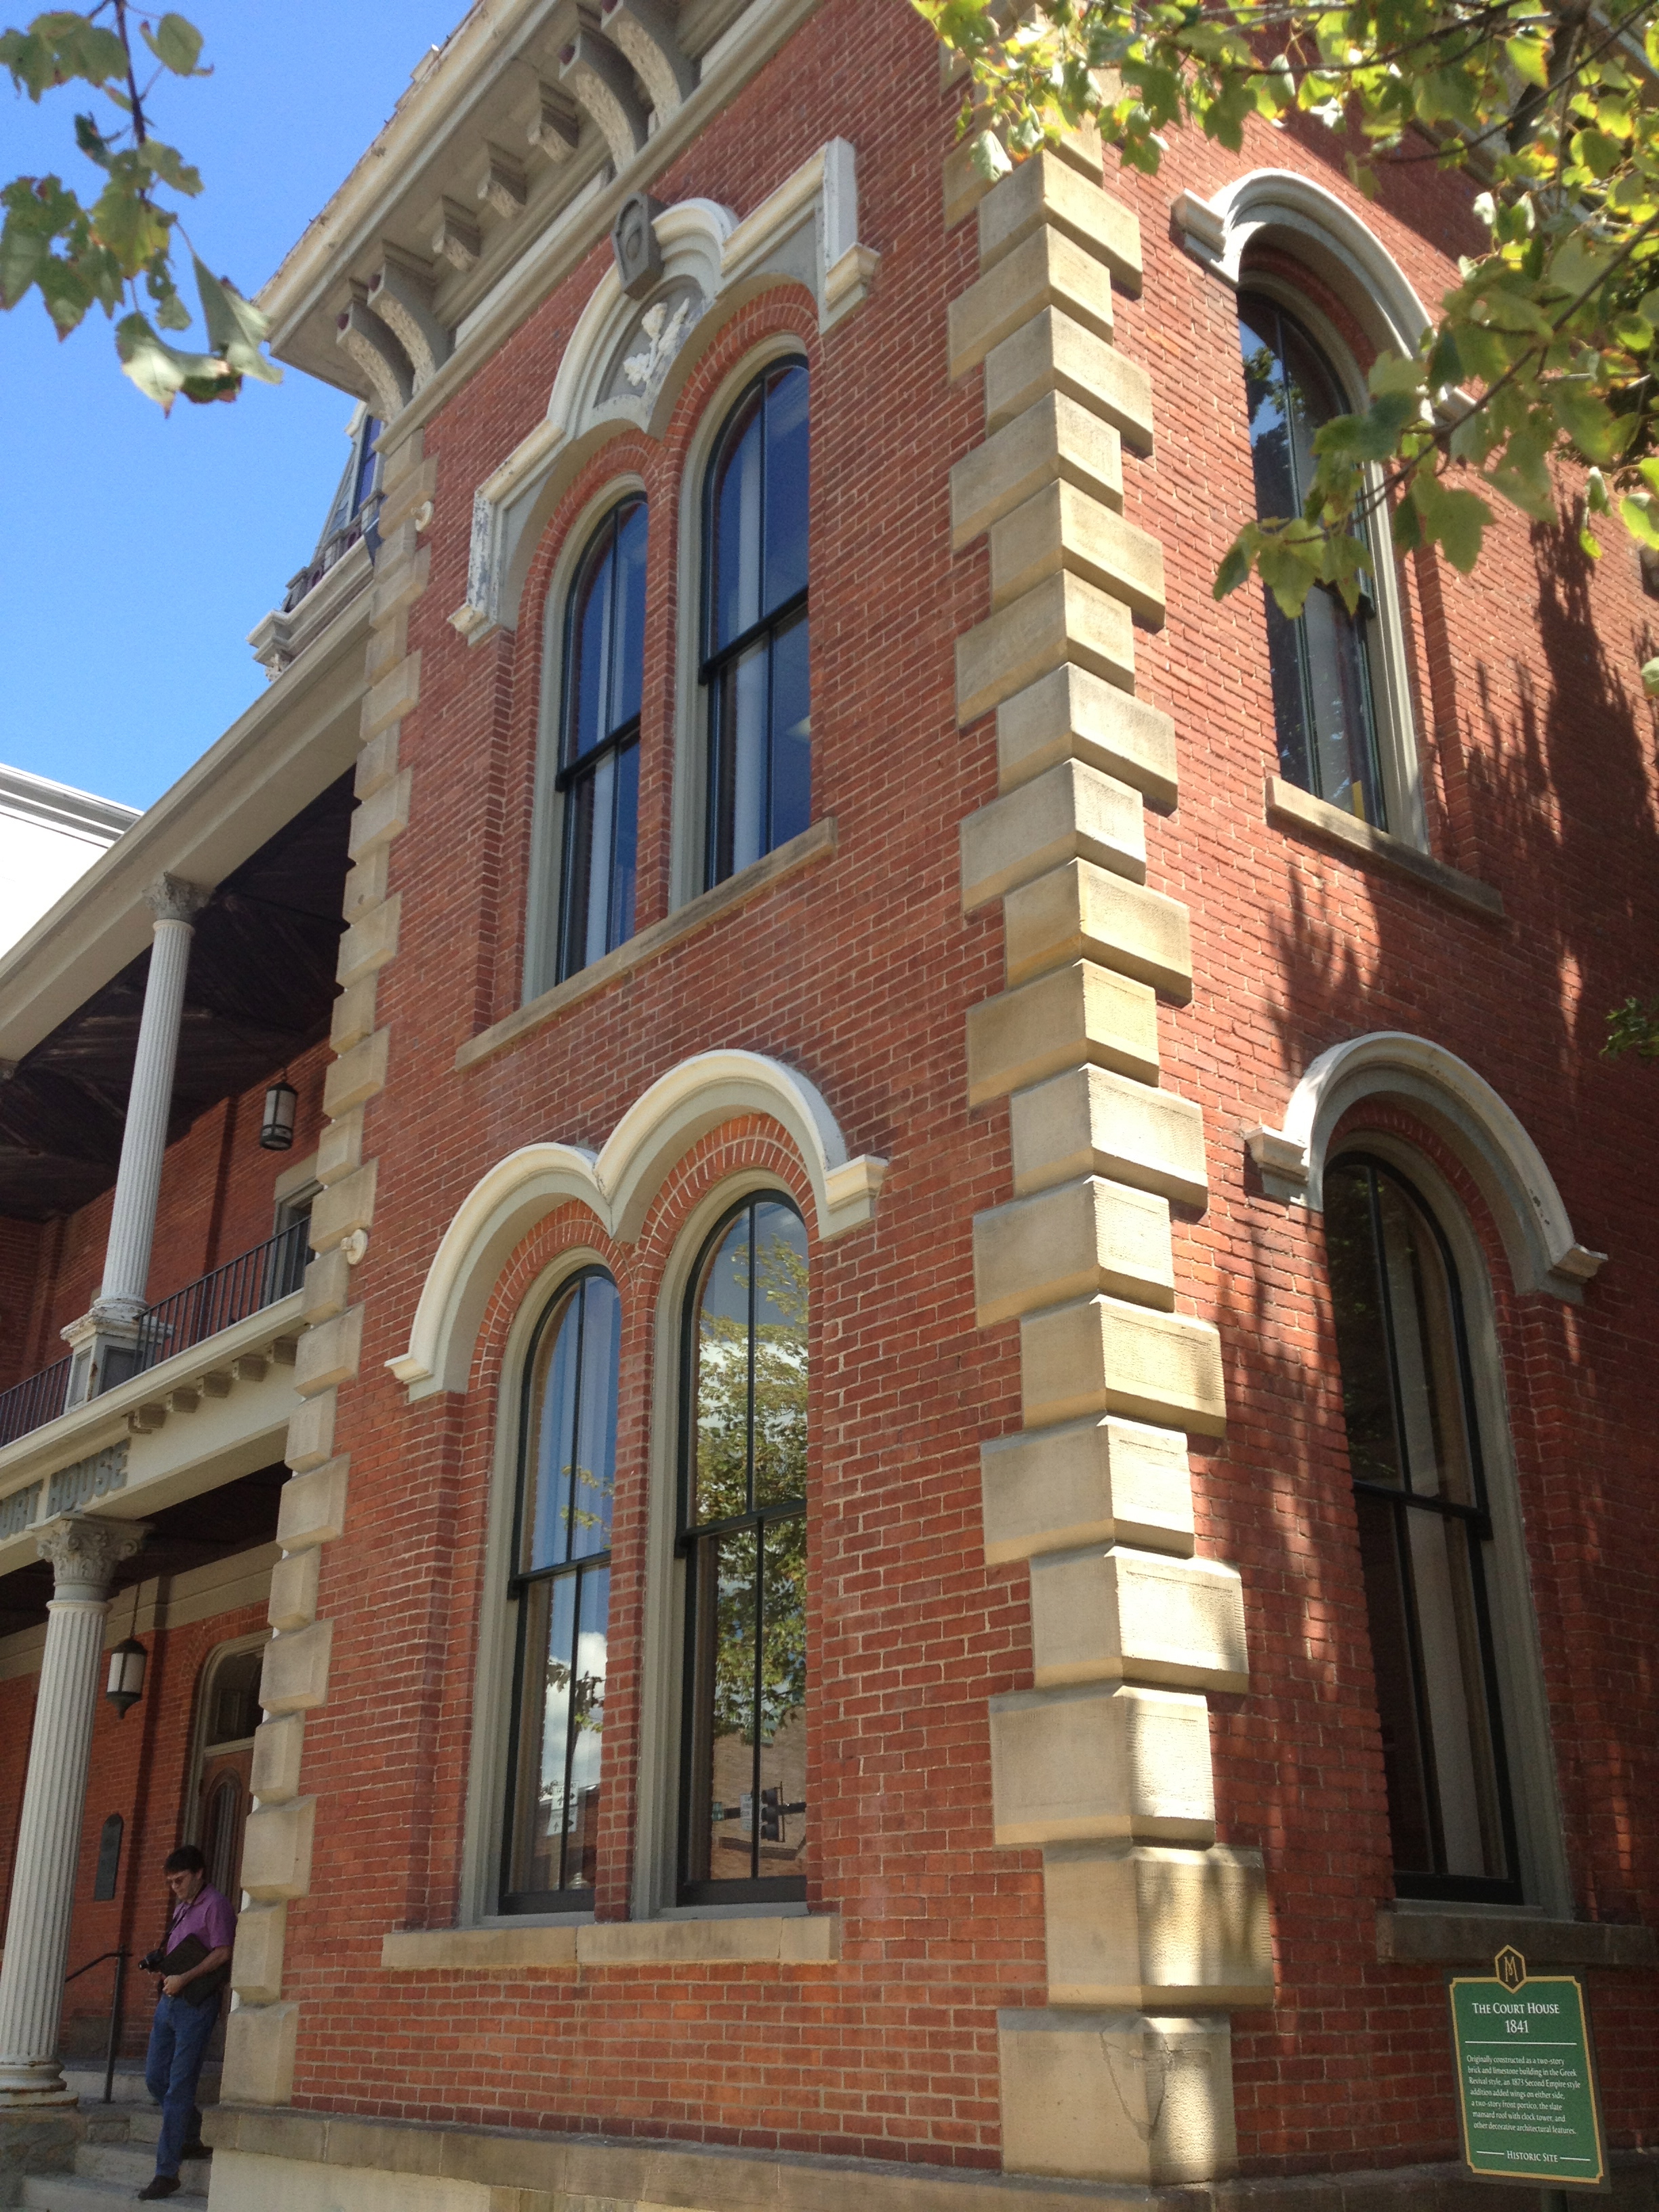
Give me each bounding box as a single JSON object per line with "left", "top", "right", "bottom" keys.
{"left": 144, "top": 1992, "right": 218, "bottom": 2177}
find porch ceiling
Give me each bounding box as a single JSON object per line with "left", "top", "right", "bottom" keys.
{"left": 0, "top": 775, "right": 352, "bottom": 1223}
{"left": 0, "top": 1460, "right": 287, "bottom": 1639}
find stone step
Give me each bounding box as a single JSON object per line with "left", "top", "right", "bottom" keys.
{"left": 22, "top": 2171, "right": 207, "bottom": 2212}
{"left": 76, "top": 2138, "right": 209, "bottom": 2189}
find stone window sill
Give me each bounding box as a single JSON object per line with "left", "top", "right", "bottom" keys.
{"left": 1266, "top": 776, "right": 1504, "bottom": 919}
{"left": 382, "top": 1912, "right": 839, "bottom": 1973}
{"left": 1376, "top": 1904, "right": 1656, "bottom": 1970}
{"left": 457, "top": 815, "right": 838, "bottom": 1072}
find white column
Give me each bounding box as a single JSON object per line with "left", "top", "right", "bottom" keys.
{"left": 0, "top": 1515, "right": 148, "bottom": 2108}
{"left": 97, "top": 874, "right": 211, "bottom": 1320}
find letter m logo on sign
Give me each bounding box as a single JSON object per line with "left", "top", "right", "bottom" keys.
{"left": 1496, "top": 1946, "right": 1527, "bottom": 1991}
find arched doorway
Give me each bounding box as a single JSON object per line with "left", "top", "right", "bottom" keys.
{"left": 188, "top": 1641, "right": 264, "bottom": 1900}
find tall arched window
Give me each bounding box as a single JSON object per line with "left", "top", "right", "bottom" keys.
{"left": 1324, "top": 1155, "right": 1522, "bottom": 1903}
{"left": 501, "top": 1268, "right": 619, "bottom": 1911}
{"left": 1237, "top": 294, "right": 1390, "bottom": 829}
{"left": 678, "top": 1195, "right": 808, "bottom": 1904}
{"left": 556, "top": 499, "right": 647, "bottom": 981}
{"left": 701, "top": 361, "right": 810, "bottom": 889}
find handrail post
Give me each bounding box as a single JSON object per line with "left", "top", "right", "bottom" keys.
{"left": 103, "top": 1951, "right": 125, "bottom": 2105}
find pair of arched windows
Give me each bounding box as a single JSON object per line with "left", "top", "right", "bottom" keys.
{"left": 499, "top": 1193, "right": 808, "bottom": 1914}
{"left": 544, "top": 360, "right": 812, "bottom": 987}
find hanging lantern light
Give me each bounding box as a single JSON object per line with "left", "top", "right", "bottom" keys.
{"left": 260, "top": 1076, "right": 297, "bottom": 1152}
{"left": 106, "top": 1637, "right": 147, "bottom": 1719}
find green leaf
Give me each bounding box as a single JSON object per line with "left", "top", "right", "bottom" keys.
{"left": 141, "top": 12, "right": 207, "bottom": 75}
{"left": 1618, "top": 494, "right": 1659, "bottom": 548}
{"left": 144, "top": 140, "right": 203, "bottom": 197}
{"left": 1549, "top": 384, "right": 1620, "bottom": 463}
{"left": 115, "top": 308, "right": 226, "bottom": 411}
{"left": 1643, "top": 660, "right": 1659, "bottom": 700}
{"left": 1423, "top": 483, "right": 1493, "bottom": 571}
{"left": 1213, "top": 538, "right": 1252, "bottom": 598}
{"left": 1505, "top": 36, "right": 1549, "bottom": 89}
{"left": 1368, "top": 350, "right": 1424, "bottom": 398}
{"left": 192, "top": 255, "right": 281, "bottom": 384}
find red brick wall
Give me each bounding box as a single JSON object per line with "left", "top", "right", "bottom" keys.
{"left": 4, "top": 0, "right": 1656, "bottom": 2176}
{"left": 268, "top": 0, "right": 1659, "bottom": 2177}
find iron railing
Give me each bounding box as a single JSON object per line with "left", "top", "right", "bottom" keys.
{"left": 281, "top": 515, "right": 366, "bottom": 613}
{"left": 0, "top": 1353, "right": 73, "bottom": 1450}
{"left": 134, "top": 1222, "right": 307, "bottom": 1376}
{"left": 64, "top": 1947, "right": 127, "bottom": 2104}
{"left": 0, "top": 1223, "right": 307, "bottom": 1456}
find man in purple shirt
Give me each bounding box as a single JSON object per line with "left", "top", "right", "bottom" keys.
{"left": 137, "top": 1844, "right": 235, "bottom": 2201}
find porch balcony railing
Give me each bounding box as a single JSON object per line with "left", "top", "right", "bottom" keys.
{"left": 0, "top": 1222, "right": 308, "bottom": 1453}
{"left": 0, "top": 1355, "right": 73, "bottom": 1450}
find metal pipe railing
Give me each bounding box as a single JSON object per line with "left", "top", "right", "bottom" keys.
{"left": 64, "top": 1946, "right": 127, "bottom": 2104}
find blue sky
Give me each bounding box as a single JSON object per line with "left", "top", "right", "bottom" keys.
{"left": 0, "top": 3, "right": 466, "bottom": 809}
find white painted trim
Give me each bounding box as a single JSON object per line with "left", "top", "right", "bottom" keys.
{"left": 450, "top": 142, "right": 875, "bottom": 644}
{"left": 389, "top": 1050, "right": 884, "bottom": 1397}
{"left": 1173, "top": 168, "right": 1432, "bottom": 358}
{"left": 1246, "top": 1031, "right": 1606, "bottom": 1299}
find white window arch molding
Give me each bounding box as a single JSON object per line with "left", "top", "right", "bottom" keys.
{"left": 1246, "top": 1031, "right": 1607, "bottom": 1300}
{"left": 1173, "top": 168, "right": 1432, "bottom": 359}
{"left": 450, "top": 142, "right": 877, "bottom": 648}
{"left": 1179, "top": 169, "right": 1433, "bottom": 846}
{"left": 387, "top": 1048, "right": 886, "bottom": 1400}
{"left": 523, "top": 468, "right": 649, "bottom": 1003}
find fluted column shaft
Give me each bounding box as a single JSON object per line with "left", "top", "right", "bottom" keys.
{"left": 96, "top": 876, "right": 210, "bottom": 1319}
{"left": 0, "top": 1517, "right": 147, "bottom": 2107}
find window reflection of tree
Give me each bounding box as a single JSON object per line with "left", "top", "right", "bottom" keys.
{"left": 681, "top": 1199, "right": 809, "bottom": 1898}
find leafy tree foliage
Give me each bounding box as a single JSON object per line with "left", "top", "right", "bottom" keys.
{"left": 695, "top": 1224, "right": 808, "bottom": 1743}
{"left": 1, "top": 5, "right": 277, "bottom": 407}
{"left": 919, "top": 0, "right": 1659, "bottom": 663}
{"left": 918, "top": 0, "right": 1659, "bottom": 1058}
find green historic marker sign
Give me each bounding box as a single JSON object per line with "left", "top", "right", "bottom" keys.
{"left": 1448, "top": 1948, "right": 1610, "bottom": 2190}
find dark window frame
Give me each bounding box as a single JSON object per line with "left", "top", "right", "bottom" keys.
{"left": 554, "top": 497, "right": 647, "bottom": 983}
{"left": 1331, "top": 1151, "right": 1524, "bottom": 1906}
{"left": 1237, "top": 289, "right": 1391, "bottom": 829}
{"left": 699, "top": 359, "right": 811, "bottom": 891}
{"left": 675, "top": 1192, "right": 809, "bottom": 1907}
{"left": 499, "top": 1266, "right": 617, "bottom": 1916}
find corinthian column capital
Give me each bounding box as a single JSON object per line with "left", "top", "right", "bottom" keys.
{"left": 143, "top": 873, "right": 211, "bottom": 925}
{"left": 35, "top": 1514, "right": 148, "bottom": 1601}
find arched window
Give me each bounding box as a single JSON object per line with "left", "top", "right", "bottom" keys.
{"left": 1324, "top": 1155, "right": 1522, "bottom": 1903}
{"left": 556, "top": 499, "right": 647, "bottom": 981}
{"left": 501, "top": 1269, "right": 619, "bottom": 1911}
{"left": 678, "top": 1195, "right": 808, "bottom": 1903}
{"left": 701, "top": 361, "right": 810, "bottom": 889}
{"left": 1237, "top": 294, "right": 1391, "bottom": 830}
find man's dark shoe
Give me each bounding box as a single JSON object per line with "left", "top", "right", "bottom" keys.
{"left": 137, "top": 2177, "right": 180, "bottom": 2200}
{"left": 179, "top": 2142, "right": 211, "bottom": 2159}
